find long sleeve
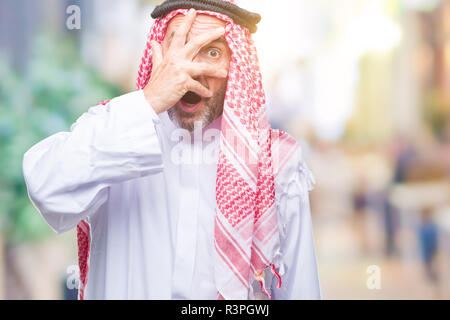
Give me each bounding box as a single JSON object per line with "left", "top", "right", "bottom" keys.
{"left": 23, "top": 90, "right": 164, "bottom": 234}
{"left": 272, "top": 153, "right": 322, "bottom": 300}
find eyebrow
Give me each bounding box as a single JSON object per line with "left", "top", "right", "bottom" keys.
{"left": 210, "top": 37, "right": 228, "bottom": 47}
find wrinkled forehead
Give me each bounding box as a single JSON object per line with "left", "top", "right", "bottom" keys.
{"left": 165, "top": 13, "right": 227, "bottom": 38}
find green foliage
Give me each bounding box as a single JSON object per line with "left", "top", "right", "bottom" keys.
{"left": 0, "top": 34, "right": 122, "bottom": 243}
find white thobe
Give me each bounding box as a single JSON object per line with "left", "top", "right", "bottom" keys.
{"left": 22, "top": 90, "right": 321, "bottom": 300}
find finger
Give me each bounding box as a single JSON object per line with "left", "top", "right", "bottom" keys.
{"left": 151, "top": 40, "right": 163, "bottom": 70}
{"left": 184, "top": 27, "right": 226, "bottom": 58}
{"left": 188, "top": 63, "right": 228, "bottom": 78}
{"left": 187, "top": 78, "right": 212, "bottom": 98}
{"left": 171, "top": 9, "right": 197, "bottom": 48}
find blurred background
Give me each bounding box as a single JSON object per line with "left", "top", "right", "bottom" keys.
{"left": 0, "top": 0, "right": 449, "bottom": 299}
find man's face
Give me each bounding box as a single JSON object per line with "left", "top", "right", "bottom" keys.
{"left": 163, "top": 14, "right": 231, "bottom": 131}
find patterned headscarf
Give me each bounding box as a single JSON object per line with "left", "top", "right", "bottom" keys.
{"left": 77, "top": 0, "right": 301, "bottom": 300}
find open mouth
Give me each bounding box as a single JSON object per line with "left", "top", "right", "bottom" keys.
{"left": 181, "top": 91, "right": 202, "bottom": 106}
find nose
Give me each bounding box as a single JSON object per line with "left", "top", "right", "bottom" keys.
{"left": 193, "top": 75, "right": 209, "bottom": 89}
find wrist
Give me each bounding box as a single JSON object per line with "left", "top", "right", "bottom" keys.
{"left": 143, "top": 89, "right": 164, "bottom": 115}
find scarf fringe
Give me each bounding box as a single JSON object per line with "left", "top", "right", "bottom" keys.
{"left": 253, "top": 263, "right": 282, "bottom": 299}
{"left": 258, "top": 277, "right": 272, "bottom": 299}
{"left": 271, "top": 263, "right": 282, "bottom": 289}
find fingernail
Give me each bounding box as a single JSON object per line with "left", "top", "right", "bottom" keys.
{"left": 216, "top": 27, "right": 225, "bottom": 34}
{"left": 189, "top": 8, "right": 196, "bottom": 15}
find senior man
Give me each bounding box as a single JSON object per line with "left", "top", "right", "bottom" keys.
{"left": 23, "top": 0, "right": 320, "bottom": 300}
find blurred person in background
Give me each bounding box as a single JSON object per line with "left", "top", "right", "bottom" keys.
{"left": 418, "top": 207, "right": 439, "bottom": 286}
{"left": 383, "top": 136, "right": 417, "bottom": 257}
{"left": 352, "top": 177, "right": 371, "bottom": 255}
{"left": 22, "top": 0, "right": 320, "bottom": 300}
{"left": 417, "top": 207, "right": 441, "bottom": 298}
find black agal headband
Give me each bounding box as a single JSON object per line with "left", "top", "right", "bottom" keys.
{"left": 151, "top": 0, "right": 261, "bottom": 33}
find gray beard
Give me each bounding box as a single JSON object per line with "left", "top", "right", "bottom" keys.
{"left": 168, "top": 79, "right": 227, "bottom": 132}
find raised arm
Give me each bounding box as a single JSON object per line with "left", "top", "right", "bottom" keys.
{"left": 23, "top": 90, "right": 163, "bottom": 234}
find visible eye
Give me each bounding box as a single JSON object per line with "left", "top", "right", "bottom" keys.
{"left": 207, "top": 48, "right": 221, "bottom": 59}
